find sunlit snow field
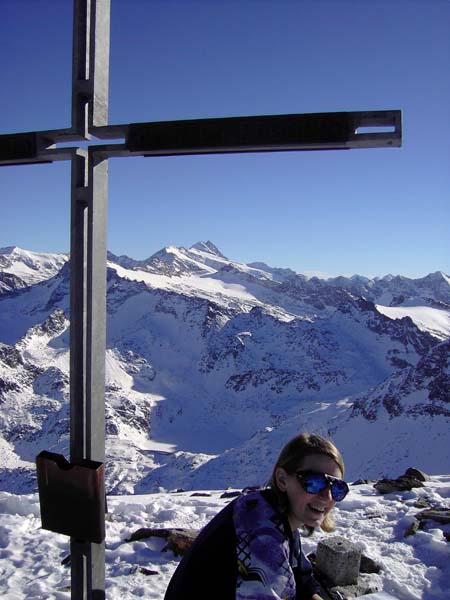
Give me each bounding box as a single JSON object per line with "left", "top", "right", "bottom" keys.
{"left": 0, "top": 476, "right": 449, "bottom": 599}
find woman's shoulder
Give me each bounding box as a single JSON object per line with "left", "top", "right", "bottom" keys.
{"left": 233, "top": 487, "right": 279, "bottom": 512}
{"left": 233, "top": 487, "right": 287, "bottom": 530}
{"left": 187, "top": 488, "right": 271, "bottom": 543}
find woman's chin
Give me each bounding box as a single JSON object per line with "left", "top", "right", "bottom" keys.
{"left": 303, "top": 506, "right": 327, "bottom": 527}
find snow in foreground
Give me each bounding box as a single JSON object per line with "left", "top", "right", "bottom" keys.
{"left": 0, "top": 476, "right": 449, "bottom": 600}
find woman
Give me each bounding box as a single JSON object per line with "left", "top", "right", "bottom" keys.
{"left": 164, "top": 432, "right": 349, "bottom": 600}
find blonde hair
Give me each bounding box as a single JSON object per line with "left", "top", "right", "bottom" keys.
{"left": 267, "top": 432, "right": 345, "bottom": 533}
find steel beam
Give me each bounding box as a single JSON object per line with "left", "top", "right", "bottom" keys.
{"left": 72, "top": 0, "right": 110, "bottom": 137}
{"left": 124, "top": 110, "right": 401, "bottom": 156}
{"left": 70, "top": 147, "right": 107, "bottom": 599}
{"left": 69, "top": 2, "right": 109, "bottom": 598}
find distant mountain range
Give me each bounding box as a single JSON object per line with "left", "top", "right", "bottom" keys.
{"left": 0, "top": 243, "right": 449, "bottom": 494}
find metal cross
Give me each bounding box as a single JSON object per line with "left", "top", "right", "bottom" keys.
{"left": 0, "top": 1, "right": 401, "bottom": 598}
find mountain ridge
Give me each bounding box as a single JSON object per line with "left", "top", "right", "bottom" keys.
{"left": 0, "top": 242, "right": 449, "bottom": 494}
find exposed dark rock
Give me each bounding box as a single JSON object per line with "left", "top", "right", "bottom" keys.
{"left": 404, "top": 507, "right": 450, "bottom": 538}
{"left": 359, "top": 554, "right": 382, "bottom": 574}
{"left": 0, "top": 377, "right": 20, "bottom": 397}
{"left": 328, "top": 577, "right": 381, "bottom": 600}
{"left": 404, "top": 467, "right": 430, "bottom": 482}
{"left": 225, "top": 366, "right": 339, "bottom": 394}
{"left": 374, "top": 475, "right": 424, "bottom": 494}
{"left": 378, "top": 467, "right": 430, "bottom": 494}
{"left": 107, "top": 251, "right": 142, "bottom": 271}
{"left": 382, "top": 394, "right": 403, "bottom": 416}
{"left": 413, "top": 497, "right": 433, "bottom": 509}
{"left": 0, "top": 345, "right": 23, "bottom": 368}
{"left": 220, "top": 490, "right": 241, "bottom": 499}
{"left": 137, "top": 567, "right": 159, "bottom": 576}
{"left": 33, "top": 367, "right": 68, "bottom": 397}
{"left": 128, "top": 565, "right": 159, "bottom": 576}
{"left": 125, "top": 527, "right": 198, "bottom": 556}
{"left": 112, "top": 396, "right": 152, "bottom": 432}
{"left": 26, "top": 309, "right": 67, "bottom": 338}
{"left": 364, "top": 513, "right": 384, "bottom": 520}
{"left": 165, "top": 529, "right": 198, "bottom": 556}
{"left": 0, "top": 271, "right": 29, "bottom": 296}
{"left": 404, "top": 520, "right": 421, "bottom": 537}
{"left": 415, "top": 508, "right": 450, "bottom": 525}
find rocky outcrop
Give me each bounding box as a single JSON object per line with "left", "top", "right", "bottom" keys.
{"left": 352, "top": 339, "right": 450, "bottom": 421}
{"left": 0, "top": 272, "right": 29, "bottom": 296}
{"left": 373, "top": 467, "right": 430, "bottom": 494}
{"left": 374, "top": 475, "right": 424, "bottom": 494}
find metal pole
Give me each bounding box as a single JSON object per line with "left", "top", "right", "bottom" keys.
{"left": 69, "top": 147, "right": 107, "bottom": 599}
{"left": 69, "top": 2, "right": 110, "bottom": 597}
{"left": 72, "top": 0, "right": 89, "bottom": 138}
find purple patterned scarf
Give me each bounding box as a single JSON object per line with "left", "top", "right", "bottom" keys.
{"left": 233, "top": 490, "right": 299, "bottom": 600}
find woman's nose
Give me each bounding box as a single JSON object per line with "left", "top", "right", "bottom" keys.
{"left": 318, "top": 485, "right": 333, "bottom": 500}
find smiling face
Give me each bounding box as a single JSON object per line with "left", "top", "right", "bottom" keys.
{"left": 275, "top": 453, "right": 342, "bottom": 531}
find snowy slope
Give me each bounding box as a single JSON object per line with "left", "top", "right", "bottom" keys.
{"left": 376, "top": 305, "right": 450, "bottom": 340}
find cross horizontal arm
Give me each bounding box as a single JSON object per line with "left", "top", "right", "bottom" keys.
{"left": 0, "top": 130, "right": 85, "bottom": 166}
{"left": 0, "top": 110, "right": 401, "bottom": 166}
{"left": 94, "top": 110, "right": 402, "bottom": 158}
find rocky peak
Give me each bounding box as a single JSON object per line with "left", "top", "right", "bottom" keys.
{"left": 0, "top": 246, "right": 20, "bottom": 257}
{"left": 190, "top": 241, "right": 227, "bottom": 258}
{"left": 107, "top": 251, "right": 142, "bottom": 270}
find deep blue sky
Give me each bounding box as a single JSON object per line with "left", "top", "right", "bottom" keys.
{"left": 1, "top": 0, "right": 449, "bottom": 278}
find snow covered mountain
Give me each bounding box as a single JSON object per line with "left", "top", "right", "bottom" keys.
{"left": 0, "top": 242, "right": 449, "bottom": 495}
{"left": 0, "top": 246, "right": 68, "bottom": 294}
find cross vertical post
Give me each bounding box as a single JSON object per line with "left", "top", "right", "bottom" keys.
{"left": 69, "top": 1, "right": 110, "bottom": 597}
{"left": 70, "top": 149, "right": 108, "bottom": 599}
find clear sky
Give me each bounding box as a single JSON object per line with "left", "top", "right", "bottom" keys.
{"left": 1, "top": 0, "right": 449, "bottom": 278}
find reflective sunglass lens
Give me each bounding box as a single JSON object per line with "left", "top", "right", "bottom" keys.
{"left": 332, "top": 480, "right": 349, "bottom": 501}
{"left": 299, "top": 473, "right": 327, "bottom": 494}
{"left": 296, "top": 471, "right": 349, "bottom": 501}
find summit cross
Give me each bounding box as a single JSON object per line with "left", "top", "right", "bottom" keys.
{"left": 0, "top": 1, "right": 401, "bottom": 598}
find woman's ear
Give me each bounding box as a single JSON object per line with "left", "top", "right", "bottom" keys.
{"left": 275, "top": 467, "right": 288, "bottom": 491}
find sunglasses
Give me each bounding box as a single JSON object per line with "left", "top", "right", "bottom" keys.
{"left": 295, "top": 470, "right": 349, "bottom": 502}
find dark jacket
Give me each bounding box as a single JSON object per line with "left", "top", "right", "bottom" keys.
{"left": 164, "top": 489, "right": 321, "bottom": 600}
